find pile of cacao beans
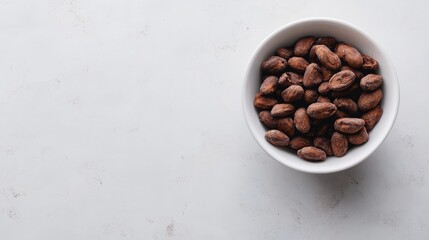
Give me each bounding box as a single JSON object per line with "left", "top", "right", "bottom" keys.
{"left": 254, "top": 36, "right": 383, "bottom": 161}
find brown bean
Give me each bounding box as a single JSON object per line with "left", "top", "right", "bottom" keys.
{"left": 307, "top": 102, "right": 337, "bottom": 119}
{"left": 281, "top": 85, "right": 304, "bottom": 103}
{"left": 261, "top": 56, "right": 287, "bottom": 74}
{"left": 320, "top": 65, "right": 334, "bottom": 81}
{"left": 303, "top": 63, "right": 323, "bottom": 88}
{"left": 276, "top": 117, "right": 295, "bottom": 137}
{"left": 254, "top": 93, "right": 278, "bottom": 110}
{"left": 317, "top": 96, "right": 331, "bottom": 103}
{"left": 314, "top": 45, "right": 341, "bottom": 70}
{"left": 276, "top": 47, "right": 294, "bottom": 60}
{"left": 289, "top": 136, "right": 312, "bottom": 150}
{"left": 318, "top": 82, "right": 330, "bottom": 95}
{"left": 294, "top": 108, "right": 311, "bottom": 133}
{"left": 360, "top": 74, "right": 382, "bottom": 92}
{"left": 361, "top": 106, "right": 383, "bottom": 131}
{"left": 278, "top": 72, "right": 303, "bottom": 88}
{"left": 333, "top": 109, "right": 349, "bottom": 119}
{"left": 335, "top": 43, "right": 363, "bottom": 68}
{"left": 271, "top": 104, "right": 295, "bottom": 117}
{"left": 265, "top": 130, "right": 290, "bottom": 146}
{"left": 333, "top": 98, "right": 358, "bottom": 113}
{"left": 297, "top": 146, "right": 327, "bottom": 161}
{"left": 308, "top": 46, "right": 318, "bottom": 63}
{"left": 288, "top": 57, "right": 309, "bottom": 73}
{"left": 362, "top": 55, "right": 379, "bottom": 70}
{"left": 259, "top": 111, "right": 277, "bottom": 129}
{"left": 329, "top": 70, "right": 356, "bottom": 92}
{"left": 358, "top": 89, "right": 383, "bottom": 112}
{"left": 334, "top": 118, "right": 365, "bottom": 133}
{"left": 341, "top": 65, "right": 364, "bottom": 79}
{"left": 315, "top": 36, "right": 337, "bottom": 50}
{"left": 260, "top": 76, "right": 278, "bottom": 95}
{"left": 294, "top": 36, "right": 316, "bottom": 56}
{"left": 348, "top": 127, "right": 369, "bottom": 145}
{"left": 314, "top": 137, "right": 333, "bottom": 156}
{"left": 304, "top": 89, "right": 319, "bottom": 104}
{"left": 331, "top": 132, "right": 348, "bottom": 157}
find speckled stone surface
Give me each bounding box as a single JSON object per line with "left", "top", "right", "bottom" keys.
{"left": 0, "top": 0, "right": 425, "bottom": 239}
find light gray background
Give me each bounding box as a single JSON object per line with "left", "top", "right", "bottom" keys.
{"left": 0, "top": 0, "right": 426, "bottom": 239}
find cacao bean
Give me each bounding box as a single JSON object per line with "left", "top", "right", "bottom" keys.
{"left": 261, "top": 56, "right": 287, "bottom": 74}
{"left": 334, "top": 118, "right": 365, "bottom": 133}
{"left": 361, "top": 106, "right": 383, "bottom": 131}
{"left": 358, "top": 89, "right": 383, "bottom": 112}
{"left": 331, "top": 132, "right": 348, "bottom": 157}
{"left": 294, "top": 36, "right": 316, "bottom": 57}
{"left": 360, "top": 74, "right": 382, "bottom": 92}
{"left": 307, "top": 102, "right": 337, "bottom": 119}
{"left": 294, "top": 108, "right": 311, "bottom": 133}
{"left": 265, "top": 130, "right": 290, "bottom": 146}
{"left": 271, "top": 104, "right": 295, "bottom": 117}
{"left": 297, "top": 146, "right": 327, "bottom": 161}
{"left": 348, "top": 127, "right": 369, "bottom": 145}
{"left": 281, "top": 85, "right": 304, "bottom": 103}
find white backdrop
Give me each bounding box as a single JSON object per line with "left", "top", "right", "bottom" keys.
{"left": 0, "top": 0, "right": 426, "bottom": 239}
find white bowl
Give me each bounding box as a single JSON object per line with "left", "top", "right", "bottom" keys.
{"left": 242, "top": 18, "right": 399, "bottom": 174}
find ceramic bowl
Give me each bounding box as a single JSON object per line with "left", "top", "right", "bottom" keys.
{"left": 242, "top": 18, "right": 399, "bottom": 173}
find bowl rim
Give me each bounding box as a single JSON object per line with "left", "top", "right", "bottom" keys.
{"left": 242, "top": 17, "right": 400, "bottom": 174}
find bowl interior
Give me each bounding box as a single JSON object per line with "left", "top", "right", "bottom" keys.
{"left": 243, "top": 19, "right": 399, "bottom": 173}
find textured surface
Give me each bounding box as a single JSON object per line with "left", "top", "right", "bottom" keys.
{"left": 0, "top": 0, "right": 426, "bottom": 239}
